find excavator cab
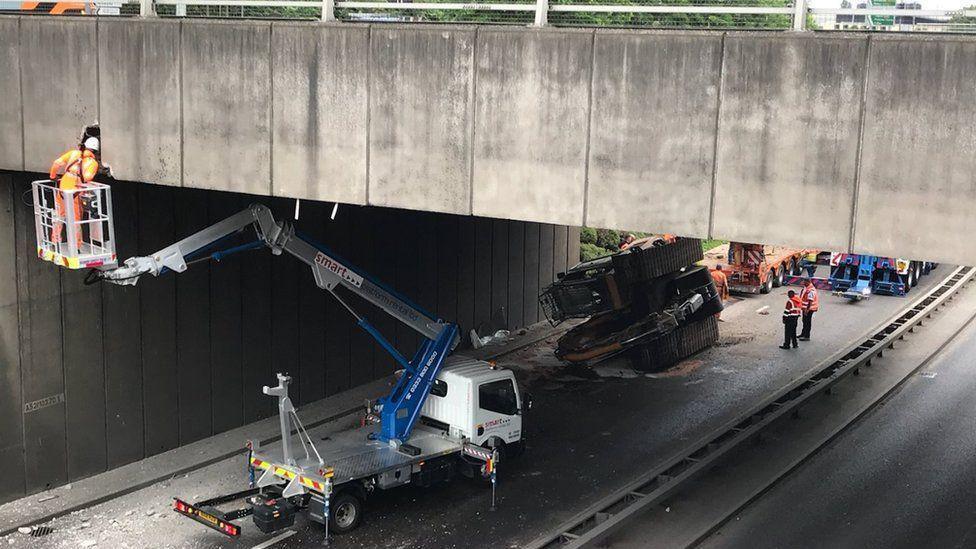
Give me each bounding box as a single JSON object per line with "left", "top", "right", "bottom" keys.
{"left": 32, "top": 179, "right": 117, "bottom": 270}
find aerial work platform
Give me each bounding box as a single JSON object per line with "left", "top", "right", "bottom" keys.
{"left": 32, "top": 179, "right": 117, "bottom": 270}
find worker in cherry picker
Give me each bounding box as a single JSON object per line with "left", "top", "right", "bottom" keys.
{"left": 49, "top": 135, "right": 101, "bottom": 250}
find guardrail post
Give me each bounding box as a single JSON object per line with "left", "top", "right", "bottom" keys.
{"left": 322, "top": 0, "right": 336, "bottom": 21}
{"left": 792, "top": 0, "right": 808, "bottom": 30}
{"left": 139, "top": 0, "right": 156, "bottom": 16}
{"left": 533, "top": 0, "right": 548, "bottom": 26}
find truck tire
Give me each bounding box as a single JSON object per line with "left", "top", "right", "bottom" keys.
{"left": 789, "top": 259, "right": 801, "bottom": 276}
{"left": 760, "top": 272, "right": 773, "bottom": 294}
{"left": 913, "top": 263, "right": 921, "bottom": 287}
{"left": 612, "top": 238, "right": 703, "bottom": 284}
{"left": 773, "top": 265, "right": 785, "bottom": 288}
{"left": 329, "top": 492, "right": 364, "bottom": 534}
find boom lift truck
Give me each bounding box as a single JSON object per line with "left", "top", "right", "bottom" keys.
{"left": 34, "top": 185, "right": 525, "bottom": 538}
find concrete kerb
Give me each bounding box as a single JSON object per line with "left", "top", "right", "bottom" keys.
{"left": 0, "top": 319, "right": 568, "bottom": 537}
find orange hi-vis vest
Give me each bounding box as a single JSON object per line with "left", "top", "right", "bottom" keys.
{"left": 800, "top": 285, "right": 819, "bottom": 312}
{"left": 49, "top": 149, "right": 98, "bottom": 191}
{"left": 784, "top": 296, "right": 802, "bottom": 318}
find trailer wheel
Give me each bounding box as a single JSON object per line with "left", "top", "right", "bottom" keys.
{"left": 329, "top": 492, "right": 364, "bottom": 534}
{"left": 912, "top": 263, "right": 921, "bottom": 287}
{"left": 760, "top": 272, "right": 773, "bottom": 294}
{"left": 773, "top": 265, "right": 785, "bottom": 288}
{"left": 790, "top": 259, "right": 801, "bottom": 276}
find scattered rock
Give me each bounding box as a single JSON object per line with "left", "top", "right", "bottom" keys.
{"left": 81, "top": 521, "right": 91, "bottom": 528}
{"left": 145, "top": 509, "right": 155, "bottom": 517}
{"left": 17, "top": 527, "right": 31, "bottom": 535}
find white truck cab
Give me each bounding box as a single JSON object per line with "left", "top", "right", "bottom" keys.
{"left": 421, "top": 356, "right": 525, "bottom": 449}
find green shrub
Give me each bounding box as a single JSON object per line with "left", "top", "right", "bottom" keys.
{"left": 581, "top": 226, "right": 598, "bottom": 245}
{"left": 595, "top": 228, "right": 621, "bottom": 250}
{"left": 580, "top": 242, "right": 610, "bottom": 262}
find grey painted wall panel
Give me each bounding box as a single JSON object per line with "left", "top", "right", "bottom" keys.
{"left": 472, "top": 29, "right": 592, "bottom": 227}
{"left": 712, "top": 34, "right": 867, "bottom": 250}
{"left": 0, "top": 19, "right": 23, "bottom": 171}
{"left": 369, "top": 27, "right": 474, "bottom": 214}
{"left": 181, "top": 21, "right": 271, "bottom": 194}
{"left": 854, "top": 38, "right": 976, "bottom": 264}
{"left": 98, "top": 19, "right": 182, "bottom": 186}
{"left": 0, "top": 176, "right": 25, "bottom": 501}
{"left": 20, "top": 17, "right": 98, "bottom": 174}
{"left": 271, "top": 24, "right": 368, "bottom": 204}
{"left": 586, "top": 32, "right": 721, "bottom": 237}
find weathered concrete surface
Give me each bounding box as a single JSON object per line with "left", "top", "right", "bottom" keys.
{"left": 3, "top": 19, "right": 976, "bottom": 265}
{"left": 472, "top": 28, "right": 592, "bottom": 226}
{"left": 586, "top": 31, "right": 722, "bottom": 237}
{"left": 712, "top": 33, "right": 867, "bottom": 251}
{"left": 854, "top": 37, "right": 976, "bottom": 264}
{"left": 369, "top": 26, "right": 474, "bottom": 214}
{"left": 271, "top": 23, "right": 368, "bottom": 204}
{"left": 98, "top": 19, "right": 182, "bottom": 186}
{"left": 181, "top": 20, "right": 271, "bottom": 194}
{"left": 19, "top": 17, "right": 98, "bottom": 174}
{"left": 0, "top": 19, "right": 22, "bottom": 171}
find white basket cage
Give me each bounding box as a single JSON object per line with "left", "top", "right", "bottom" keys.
{"left": 32, "top": 179, "right": 118, "bottom": 270}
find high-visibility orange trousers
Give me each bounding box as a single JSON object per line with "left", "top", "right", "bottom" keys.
{"left": 52, "top": 193, "right": 83, "bottom": 251}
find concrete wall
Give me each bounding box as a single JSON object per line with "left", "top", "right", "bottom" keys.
{"left": 0, "top": 172, "right": 579, "bottom": 504}
{"left": 2, "top": 17, "right": 976, "bottom": 263}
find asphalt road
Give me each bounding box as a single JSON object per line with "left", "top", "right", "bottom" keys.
{"left": 701, "top": 301, "right": 976, "bottom": 549}
{"left": 0, "top": 267, "right": 952, "bottom": 549}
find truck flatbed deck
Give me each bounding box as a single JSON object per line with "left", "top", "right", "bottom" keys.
{"left": 253, "top": 424, "right": 463, "bottom": 487}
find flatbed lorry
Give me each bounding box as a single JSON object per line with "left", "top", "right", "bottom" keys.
{"left": 829, "top": 253, "right": 936, "bottom": 300}
{"left": 721, "top": 242, "right": 817, "bottom": 294}
{"left": 45, "top": 195, "right": 525, "bottom": 538}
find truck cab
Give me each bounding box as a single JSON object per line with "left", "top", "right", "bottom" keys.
{"left": 421, "top": 356, "right": 524, "bottom": 450}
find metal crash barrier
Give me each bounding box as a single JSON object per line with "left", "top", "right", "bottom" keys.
{"left": 32, "top": 179, "right": 117, "bottom": 270}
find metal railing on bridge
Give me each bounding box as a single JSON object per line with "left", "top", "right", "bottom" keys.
{"left": 68, "top": 0, "right": 976, "bottom": 33}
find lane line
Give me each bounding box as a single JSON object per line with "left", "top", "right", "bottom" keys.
{"left": 252, "top": 529, "right": 296, "bottom": 549}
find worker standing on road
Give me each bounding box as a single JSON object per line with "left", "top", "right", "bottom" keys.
{"left": 781, "top": 290, "right": 802, "bottom": 349}
{"left": 49, "top": 136, "right": 100, "bottom": 249}
{"left": 711, "top": 264, "right": 730, "bottom": 321}
{"left": 799, "top": 278, "right": 819, "bottom": 341}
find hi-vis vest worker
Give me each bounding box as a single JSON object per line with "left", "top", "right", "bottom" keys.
{"left": 800, "top": 282, "right": 819, "bottom": 312}
{"left": 784, "top": 295, "right": 802, "bottom": 318}
{"left": 49, "top": 137, "right": 100, "bottom": 248}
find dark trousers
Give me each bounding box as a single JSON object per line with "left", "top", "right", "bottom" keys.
{"left": 800, "top": 310, "right": 814, "bottom": 338}
{"left": 783, "top": 316, "right": 799, "bottom": 347}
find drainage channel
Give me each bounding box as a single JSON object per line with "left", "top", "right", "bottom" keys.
{"left": 526, "top": 266, "right": 975, "bottom": 549}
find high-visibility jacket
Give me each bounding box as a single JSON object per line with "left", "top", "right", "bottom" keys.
{"left": 800, "top": 285, "right": 819, "bottom": 312}
{"left": 49, "top": 148, "right": 98, "bottom": 191}
{"left": 784, "top": 296, "right": 802, "bottom": 318}
{"left": 711, "top": 268, "right": 729, "bottom": 301}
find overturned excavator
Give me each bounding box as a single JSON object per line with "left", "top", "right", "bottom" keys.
{"left": 539, "top": 236, "right": 721, "bottom": 372}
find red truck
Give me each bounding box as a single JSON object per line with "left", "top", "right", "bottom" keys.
{"left": 716, "top": 243, "right": 818, "bottom": 295}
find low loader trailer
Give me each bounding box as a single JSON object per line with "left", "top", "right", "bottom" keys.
{"left": 829, "top": 253, "right": 936, "bottom": 300}
{"left": 42, "top": 195, "right": 527, "bottom": 539}
{"left": 723, "top": 242, "right": 818, "bottom": 295}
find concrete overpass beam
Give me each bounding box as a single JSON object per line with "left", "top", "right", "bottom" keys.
{"left": 472, "top": 28, "right": 592, "bottom": 227}
{"left": 586, "top": 31, "right": 722, "bottom": 238}
{"left": 271, "top": 23, "right": 368, "bottom": 204}
{"left": 712, "top": 34, "right": 868, "bottom": 250}
{"left": 854, "top": 37, "right": 976, "bottom": 264}
{"left": 20, "top": 17, "right": 98, "bottom": 174}
{"left": 181, "top": 20, "right": 272, "bottom": 195}
{"left": 98, "top": 19, "right": 182, "bottom": 187}
{"left": 368, "top": 26, "right": 475, "bottom": 215}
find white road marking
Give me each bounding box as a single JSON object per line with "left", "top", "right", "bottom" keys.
{"left": 252, "top": 529, "right": 297, "bottom": 549}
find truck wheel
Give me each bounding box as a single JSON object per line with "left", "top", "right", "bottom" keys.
{"left": 790, "top": 259, "right": 801, "bottom": 276}
{"left": 913, "top": 263, "right": 921, "bottom": 287}
{"left": 760, "top": 273, "right": 773, "bottom": 294}
{"left": 773, "top": 265, "right": 785, "bottom": 288}
{"left": 901, "top": 274, "right": 912, "bottom": 294}
{"left": 329, "top": 492, "right": 364, "bottom": 534}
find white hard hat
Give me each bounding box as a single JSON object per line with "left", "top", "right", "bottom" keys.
{"left": 84, "top": 137, "right": 99, "bottom": 152}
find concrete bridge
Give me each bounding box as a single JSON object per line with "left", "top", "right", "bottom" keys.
{"left": 2, "top": 16, "right": 976, "bottom": 264}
